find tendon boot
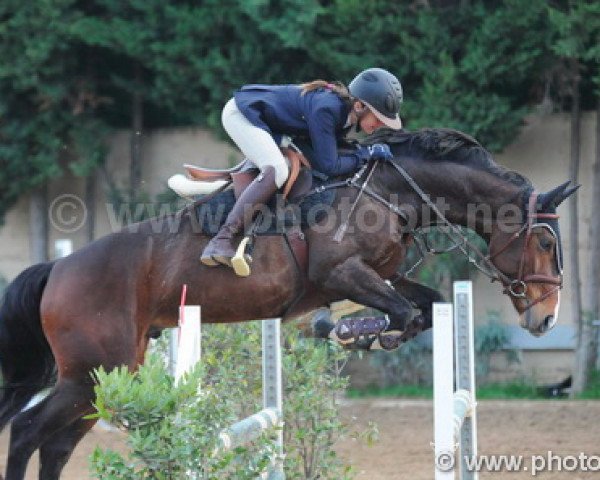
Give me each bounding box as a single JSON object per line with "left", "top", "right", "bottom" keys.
{"left": 200, "top": 166, "right": 278, "bottom": 276}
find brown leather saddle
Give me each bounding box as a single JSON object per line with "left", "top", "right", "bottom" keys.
{"left": 184, "top": 149, "right": 312, "bottom": 277}
{"left": 185, "top": 147, "right": 312, "bottom": 200}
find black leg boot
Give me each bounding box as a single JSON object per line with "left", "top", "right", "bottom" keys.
{"left": 200, "top": 166, "right": 278, "bottom": 276}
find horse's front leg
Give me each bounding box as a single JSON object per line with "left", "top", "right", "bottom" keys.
{"left": 389, "top": 276, "right": 446, "bottom": 333}
{"left": 310, "top": 256, "right": 413, "bottom": 348}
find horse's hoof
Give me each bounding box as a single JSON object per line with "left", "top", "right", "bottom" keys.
{"left": 377, "top": 332, "right": 403, "bottom": 350}
{"left": 311, "top": 309, "right": 335, "bottom": 339}
{"left": 349, "top": 336, "right": 377, "bottom": 350}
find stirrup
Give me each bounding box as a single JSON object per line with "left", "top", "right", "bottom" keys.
{"left": 231, "top": 237, "right": 252, "bottom": 277}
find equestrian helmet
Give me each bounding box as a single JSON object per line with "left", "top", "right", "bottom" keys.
{"left": 349, "top": 68, "right": 403, "bottom": 129}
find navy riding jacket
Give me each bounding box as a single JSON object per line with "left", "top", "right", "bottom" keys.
{"left": 233, "top": 84, "right": 362, "bottom": 177}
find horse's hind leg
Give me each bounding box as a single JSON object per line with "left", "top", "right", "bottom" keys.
{"left": 5, "top": 379, "right": 94, "bottom": 480}
{"left": 0, "top": 387, "right": 37, "bottom": 434}
{"left": 38, "top": 417, "right": 96, "bottom": 480}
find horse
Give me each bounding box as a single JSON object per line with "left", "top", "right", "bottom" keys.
{"left": 0, "top": 128, "right": 576, "bottom": 479}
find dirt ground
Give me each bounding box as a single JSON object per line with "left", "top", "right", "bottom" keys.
{"left": 1, "top": 399, "right": 599, "bottom": 479}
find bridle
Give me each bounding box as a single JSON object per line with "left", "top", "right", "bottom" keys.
{"left": 313, "top": 158, "right": 563, "bottom": 311}
{"left": 486, "top": 192, "right": 562, "bottom": 309}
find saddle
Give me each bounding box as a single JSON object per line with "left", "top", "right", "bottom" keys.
{"left": 176, "top": 147, "right": 312, "bottom": 200}
{"left": 168, "top": 148, "right": 314, "bottom": 279}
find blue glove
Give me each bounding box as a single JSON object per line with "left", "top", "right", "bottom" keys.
{"left": 356, "top": 143, "right": 393, "bottom": 164}
{"left": 368, "top": 143, "right": 393, "bottom": 160}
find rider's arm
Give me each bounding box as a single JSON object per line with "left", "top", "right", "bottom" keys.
{"left": 306, "top": 106, "right": 363, "bottom": 177}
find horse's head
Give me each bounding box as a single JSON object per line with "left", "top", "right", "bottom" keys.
{"left": 487, "top": 182, "right": 579, "bottom": 336}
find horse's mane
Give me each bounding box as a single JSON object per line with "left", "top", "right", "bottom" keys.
{"left": 363, "top": 128, "right": 532, "bottom": 189}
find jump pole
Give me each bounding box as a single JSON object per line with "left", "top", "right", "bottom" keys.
{"left": 433, "top": 280, "right": 478, "bottom": 480}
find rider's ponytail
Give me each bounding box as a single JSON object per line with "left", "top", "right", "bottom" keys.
{"left": 300, "top": 80, "right": 353, "bottom": 107}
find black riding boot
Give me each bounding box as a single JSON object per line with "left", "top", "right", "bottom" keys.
{"left": 200, "top": 166, "right": 278, "bottom": 276}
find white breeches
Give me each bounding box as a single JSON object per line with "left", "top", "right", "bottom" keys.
{"left": 221, "top": 98, "right": 290, "bottom": 188}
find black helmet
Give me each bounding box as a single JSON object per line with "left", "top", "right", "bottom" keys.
{"left": 349, "top": 68, "right": 403, "bottom": 129}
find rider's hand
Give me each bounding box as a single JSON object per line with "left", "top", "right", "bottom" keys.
{"left": 368, "top": 143, "right": 393, "bottom": 160}
{"left": 356, "top": 143, "right": 393, "bottom": 163}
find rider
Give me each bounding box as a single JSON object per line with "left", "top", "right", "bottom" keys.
{"left": 200, "top": 67, "right": 404, "bottom": 275}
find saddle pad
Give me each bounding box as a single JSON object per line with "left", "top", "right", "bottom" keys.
{"left": 194, "top": 176, "right": 336, "bottom": 235}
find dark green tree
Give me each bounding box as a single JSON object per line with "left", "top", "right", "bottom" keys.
{"left": 548, "top": 0, "right": 600, "bottom": 394}
{"left": 0, "top": 0, "right": 108, "bottom": 226}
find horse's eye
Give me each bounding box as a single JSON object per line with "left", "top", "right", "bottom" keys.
{"left": 539, "top": 237, "right": 553, "bottom": 251}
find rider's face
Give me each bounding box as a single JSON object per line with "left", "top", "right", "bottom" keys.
{"left": 358, "top": 108, "right": 385, "bottom": 134}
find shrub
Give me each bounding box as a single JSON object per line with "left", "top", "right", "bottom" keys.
{"left": 90, "top": 322, "right": 365, "bottom": 479}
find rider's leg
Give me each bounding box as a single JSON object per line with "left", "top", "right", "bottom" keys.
{"left": 200, "top": 99, "right": 289, "bottom": 273}
{"left": 219, "top": 99, "right": 290, "bottom": 188}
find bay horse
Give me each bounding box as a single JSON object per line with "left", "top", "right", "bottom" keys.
{"left": 0, "top": 128, "right": 576, "bottom": 479}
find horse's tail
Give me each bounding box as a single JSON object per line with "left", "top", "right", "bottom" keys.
{"left": 0, "top": 261, "right": 56, "bottom": 432}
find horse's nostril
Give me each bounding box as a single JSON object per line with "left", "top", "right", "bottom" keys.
{"left": 542, "top": 315, "right": 555, "bottom": 332}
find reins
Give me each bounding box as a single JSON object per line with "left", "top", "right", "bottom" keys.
{"left": 303, "top": 158, "right": 563, "bottom": 310}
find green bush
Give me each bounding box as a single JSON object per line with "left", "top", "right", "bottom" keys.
{"left": 475, "top": 381, "right": 544, "bottom": 399}
{"left": 90, "top": 322, "right": 365, "bottom": 479}
{"left": 578, "top": 370, "right": 600, "bottom": 399}
{"left": 369, "top": 339, "right": 433, "bottom": 387}
{"left": 474, "top": 310, "right": 519, "bottom": 381}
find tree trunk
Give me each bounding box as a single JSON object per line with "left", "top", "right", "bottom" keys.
{"left": 29, "top": 185, "right": 48, "bottom": 264}
{"left": 591, "top": 103, "right": 600, "bottom": 371}
{"left": 570, "top": 74, "right": 590, "bottom": 395}
{"left": 85, "top": 173, "right": 96, "bottom": 243}
{"left": 130, "top": 63, "right": 143, "bottom": 200}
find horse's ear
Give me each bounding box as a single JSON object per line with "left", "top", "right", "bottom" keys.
{"left": 538, "top": 181, "right": 579, "bottom": 210}
{"left": 554, "top": 183, "right": 581, "bottom": 206}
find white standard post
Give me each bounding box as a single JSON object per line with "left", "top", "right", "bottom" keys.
{"left": 433, "top": 302, "right": 455, "bottom": 480}
{"left": 174, "top": 306, "right": 202, "bottom": 382}
{"left": 262, "top": 318, "right": 285, "bottom": 480}
{"left": 453, "top": 281, "right": 478, "bottom": 480}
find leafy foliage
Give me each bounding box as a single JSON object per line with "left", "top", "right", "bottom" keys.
{"left": 578, "top": 369, "right": 600, "bottom": 399}
{"left": 2, "top": 0, "right": 599, "bottom": 227}
{"left": 548, "top": 0, "right": 600, "bottom": 95}
{"left": 91, "top": 358, "right": 274, "bottom": 479}
{"left": 0, "top": 1, "right": 109, "bottom": 221}
{"left": 369, "top": 338, "right": 433, "bottom": 389}
{"left": 474, "top": 311, "right": 519, "bottom": 380}
{"left": 90, "top": 323, "right": 365, "bottom": 479}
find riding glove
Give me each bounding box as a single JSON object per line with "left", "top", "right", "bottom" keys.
{"left": 356, "top": 143, "right": 393, "bottom": 163}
